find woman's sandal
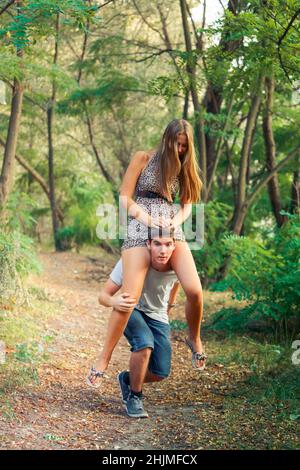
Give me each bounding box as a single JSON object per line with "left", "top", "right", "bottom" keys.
{"left": 185, "top": 338, "right": 207, "bottom": 371}
{"left": 86, "top": 366, "right": 105, "bottom": 388}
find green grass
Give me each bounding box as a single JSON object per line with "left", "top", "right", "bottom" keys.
{"left": 208, "top": 333, "right": 300, "bottom": 426}
{"left": 170, "top": 319, "right": 188, "bottom": 331}
{"left": 0, "top": 292, "right": 58, "bottom": 405}
{"left": 195, "top": 332, "right": 300, "bottom": 449}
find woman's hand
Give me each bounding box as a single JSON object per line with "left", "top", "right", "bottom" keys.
{"left": 111, "top": 292, "right": 137, "bottom": 313}
{"left": 150, "top": 215, "right": 174, "bottom": 229}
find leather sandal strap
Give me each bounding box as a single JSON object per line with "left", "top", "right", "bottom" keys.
{"left": 91, "top": 367, "right": 104, "bottom": 378}
{"left": 193, "top": 352, "right": 207, "bottom": 361}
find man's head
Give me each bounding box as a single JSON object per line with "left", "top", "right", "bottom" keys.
{"left": 146, "top": 227, "right": 176, "bottom": 266}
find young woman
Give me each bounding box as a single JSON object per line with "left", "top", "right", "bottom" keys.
{"left": 87, "top": 119, "right": 207, "bottom": 386}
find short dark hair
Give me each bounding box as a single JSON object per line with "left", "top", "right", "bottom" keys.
{"left": 147, "top": 226, "right": 175, "bottom": 241}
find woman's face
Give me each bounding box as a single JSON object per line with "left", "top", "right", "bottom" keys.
{"left": 177, "top": 133, "right": 188, "bottom": 157}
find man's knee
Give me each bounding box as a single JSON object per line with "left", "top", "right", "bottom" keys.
{"left": 133, "top": 347, "right": 152, "bottom": 357}
{"left": 154, "top": 374, "right": 166, "bottom": 382}
{"left": 149, "top": 372, "right": 168, "bottom": 382}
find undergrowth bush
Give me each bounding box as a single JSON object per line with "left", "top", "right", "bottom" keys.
{"left": 0, "top": 230, "right": 41, "bottom": 302}
{"left": 210, "top": 212, "right": 300, "bottom": 341}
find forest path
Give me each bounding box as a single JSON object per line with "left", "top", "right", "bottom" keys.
{"left": 0, "top": 250, "right": 277, "bottom": 450}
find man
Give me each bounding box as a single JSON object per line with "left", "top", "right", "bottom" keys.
{"left": 98, "top": 229, "right": 179, "bottom": 418}
{"left": 95, "top": 228, "right": 206, "bottom": 418}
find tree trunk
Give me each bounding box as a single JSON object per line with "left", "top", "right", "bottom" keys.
{"left": 0, "top": 75, "right": 24, "bottom": 212}
{"left": 0, "top": 137, "right": 64, "bottom": 223}
{"left": 206, "top": 95, "right": 234, "bottom": 198}
{"left": 218, "top": 143, "right": 300, "bottom": 280}
{"left": 47, "top": 13, "right": 62, "bottom": 250}
{"left": 204, "top": 0, "right": 242, "bottom": 197}
{"left": 76, "top": 10, "right": 116, "bottom": 188}
{"left": 290, "top": 158, "right": 299, "bottom": 214}
{"left": 183, "top": 90, "right": 189, "bottom": 119}
{"left": 233, "top": 143, "right": 300, "bottom": 233}
{"left": 262, "top": 76, "right": 287, "bottom": 226}
{"left": 232, "top": 76, "right": 264, "bottom": 234}
{"left": 179, "top": 0, "right": 207, "bottom": 200}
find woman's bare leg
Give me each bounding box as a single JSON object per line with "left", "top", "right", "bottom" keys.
{"left": 170, "top": 241, "right": 205, "bottom": 368}
{"left": 91, "top": 246, "right": 151, "bottom": 375}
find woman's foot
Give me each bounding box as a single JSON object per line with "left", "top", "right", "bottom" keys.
{"left": 86, "top": 359, "right": 108, "bottom": 388}
{"left": 86, "top": 366, "right": 105, "bottom": 388}
{"left": 185, "top": 337, "right": 207, "bottom": 371}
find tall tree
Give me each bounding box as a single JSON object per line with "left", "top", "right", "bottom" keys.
{"left": 47, "top": 12, "right": 62, "bottom": 250}
{"left": 232, "top": 75, "right": 264, "bottom": 234}
{"left": 262, "top": 76, "right": 288, "bottom": 227}
{"left": 0, "top": 0, "right": 24, "bottom": 213}
{"left": 179, "top": 0, "right": 207, "bottom": 200}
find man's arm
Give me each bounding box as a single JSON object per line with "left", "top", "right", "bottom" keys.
{"left": 98, "top": 279, "right": 137, "bottom": 313}
{"left": 167, "top": 281, "right": 180, "bottom": 315}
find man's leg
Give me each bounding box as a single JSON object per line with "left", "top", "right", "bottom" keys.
{"left": 126, "top": 317, "right": 171, "bottom": 391}
{"left": 119, "top": 309, "right": 154, "bottom": 417}
{"left": 122, "top": 352, "right": 166, "bottom": 392}
{"left": 119, "top": 350, "right": 165, "bottom": 404}
{"left": 143, "top": 369, "right": 165, "bottom": 383}
{"left": 129, "top": 347, "right": 152, "bottom": 393}
{"left": 121, "top": 348, "right": 152, "bottom": 419}
{"left": 119, "top": 310, "right": 171, "bottom": 418}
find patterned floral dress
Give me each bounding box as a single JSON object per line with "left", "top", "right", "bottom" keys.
{"left": 121, "top": 151, "right": 186, "bottom": 251}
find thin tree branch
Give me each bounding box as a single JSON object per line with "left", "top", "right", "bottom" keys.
{"left": 185, "top": 0, "right": 202, "bottom": 50}
{"left": 0, "top": 136, "right": 64, "bottom": 222}
{"left": 277, "top": 8, "right": 300, "bottom": 88}
{"left": 95, "top": 0, "right": 115, "bottom": 10}
{"left": 156, "top": 3, "right": 187, "bottom": 90}
{"left": 131, "top": 0, "right": 164, "bottom": 41}
{"left": 134, "top": 48, "right": 173, "bottom": 62}
{"left": 278, "top": 8, "right": 300, "bottom": 46}
{"left": 247, "top": 144, "right": 300, "bottom": 207}
{"left": 0, "top": 0, "right": 15, "bottom": 16}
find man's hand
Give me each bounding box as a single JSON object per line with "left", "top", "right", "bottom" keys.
{"left": 111, "top": 292, "right": 137, "bottom": 313}
{"left": 167, "top": 303, "right": 176, "bottom": 316}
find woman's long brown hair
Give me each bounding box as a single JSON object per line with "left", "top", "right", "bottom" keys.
{"left": 156, "top": 119, "right": 202, "bottom": 204}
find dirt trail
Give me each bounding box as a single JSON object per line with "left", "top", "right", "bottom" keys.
{"left": 0, "top": 251, "right": 244, "bottom": 450}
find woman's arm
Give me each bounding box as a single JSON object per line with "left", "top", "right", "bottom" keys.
{"left": 98, "top": 279, "right": 137, "bottom": 313}
{"left": 120, "top": 151, "right": 153, "bottom": 226}
{"left": 171, "top": 203, "right": 192, "bottom": 228}
{"left": 120, "top": 151, "right": 170, "bottom": 229}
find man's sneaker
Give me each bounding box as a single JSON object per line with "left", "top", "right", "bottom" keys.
{"left": 124, "top": 393, "right": 149, "bottom": 418}
{"left": 117, "top": 371, "right": 130, "bottom": 403}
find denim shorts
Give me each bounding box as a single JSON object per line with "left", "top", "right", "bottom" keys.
{"left": 124, "top": 308, "right": 172, "bottom": 378}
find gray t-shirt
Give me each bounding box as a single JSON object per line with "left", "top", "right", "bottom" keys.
{"left": 109, "top": 259, "right": 178, "bottom": 324}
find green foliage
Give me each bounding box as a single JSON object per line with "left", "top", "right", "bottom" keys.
{"left": 193, "top": 201, "right": 232, "bottom": 281}
{"left": 0, "top": 336, "right": 52, "bottom": 397}
{"left": 14, "top": 341, "right": 47, "bottom": 364}
{"left": 201, "top": 0, "right": 300, "bottom": 108}
{"left": 170, "top": 319, "right": 187, "bottom": 331}
{"left": 0, "top": 229, "right": 41, "bottom": 301}
{"left": 5, "top": 191, "right": 38, "bottom": 232}
{"left": 56, "top": 177, "right": 113, "bottom": 249}
{"left": 43, "top": 433, "right": 64, "bottom": 441}
{"left": 0, "top": 296, "right": 57, "bottom": 408}
{"left": 209, "top": 335, "right": 300, "bottom": 426}
{"left": 0, "top": 0, "right": 97, "bottom": 50}
{"left": 211, "top": 212, "right": 300, "bottom": 339}
{"left": 58, "top": 69, "right": 140, "bottom": 115}
{"left": 205, "top": 305, "right": 265, "bottom": 334}
{"left": 148, "top": 75, "right": 184, "bottom": 101}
